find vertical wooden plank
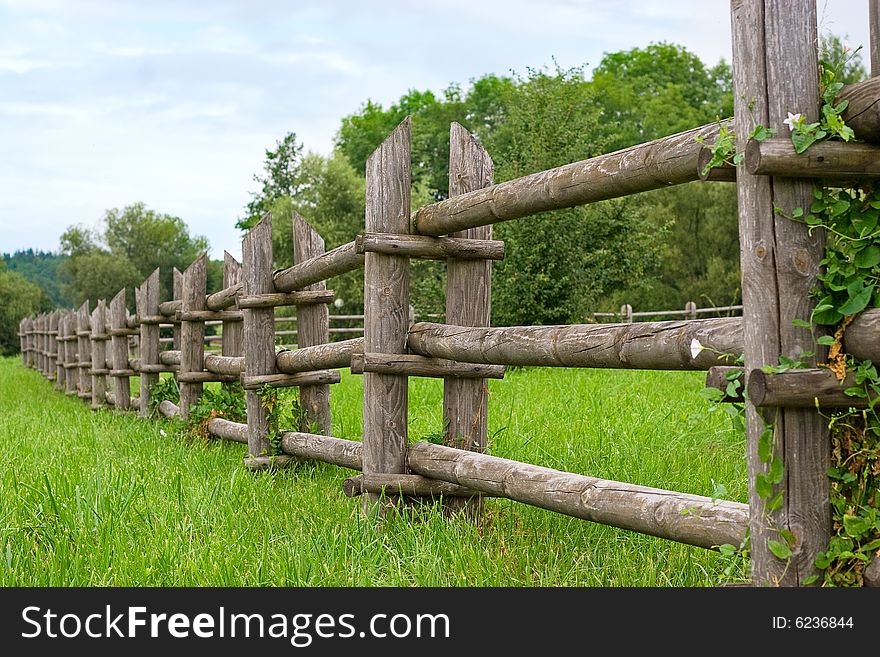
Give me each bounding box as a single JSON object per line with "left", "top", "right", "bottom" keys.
{"left": 293, "top": 212, "right": 332, "bottom": 435}
{"left": 179, "top": 254, "right": 207, "bottom": 419}
{"left": 110, "top": 289, "right": 130, "bottom": 410}
{"left": 91, "top": 301, "right": 108, "bottom": 410}
{"left": 731, "top": 0, "right": 828, "bottom": 586}
{"left": 19, "top": 318, "right": 27, "bottom": 366}
{"left": 172, "top": 267, "right": 183, "bottom": 351}
{"left": 362, "top": 117, "right": 412, "bottom": 514}
{"left": 77, "top": 301, "right": 92, "bottom": 398}
{"left": 871, "top": 0, "right": 879, "bottom": 77}
{"left": 67, "top": 310, "right": 79, "bottom": 395}
{"left": 442, "top": 123, "right": 494, "bottom": 516}
{"left": 56, "top": 312, "right": 67, "bottom": 391}
{"left": 221, "top": 252, "right": 244, "bottom": 358}
{"left": 49, "top": 311, "right": 59, "bottom": 383}
{"left": 242, "top": 215, "right": 275, "bottom": 458}
{"left": 139, "top": 269, "right": 160, "bottom": 418}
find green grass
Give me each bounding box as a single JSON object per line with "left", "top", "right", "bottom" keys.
{"left": 0, "top": 355, "right": 750, "bottom": 586}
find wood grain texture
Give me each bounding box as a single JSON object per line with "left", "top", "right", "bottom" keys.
{"left": 412, "top": 121, "right": 726, "bottom": 236}
{"left": 407, "top": 319, "right": 742, "bottom": 370}
{"left": 207, "top": 417, "right": 248, "bottom": 443}
{"left": 871, "top": 0, "right": 879, "bottom": 78}
{"left": 343, "top": 474, "right": 484, "bottom": 498}
{"left": 275, "top": 338, "right": 363, "bottom": 373}
{"left": 49, "top": 312, "right": 59, "bottom": 382}
{"left": 90, "top": 302, "right": 107, "bottom": 409}
{"left": 137, "top": 269, "right": 160, "bottom": 418}
{"left": 732, "top": 0, "right": 829, "bottom": 586}
{"left": 293, "top": 213, "right": 331, "bottom": 434}
{"left": 280, "top": 431, "right": 363, "bottom": 471}
{"left": 273, "top": 240, "right": 365, "bottom": 292}
{"left": 204, "top": 354, "right": 244, "bottom": 375}
{"left": 839, "top": 76, "right": 880, "bottom": 143}
{"left": 745, "top": 137, "right": 880, "bottom": 178}
{"left": 236, "top": 290, "right": 334, "bottom": 308}
{"left": 179, "top": 254, "right": 207, "bottom": 419}
{"left": 406, "top": 442, "right": 749, "bottom": 550}
{"left": 356, "top": 232, "right": 505, "bottom": 260}
{"left": 172, "top": 268, "right": 183, "bottom": 350}
{"left": 240, "top": 370, "right": 340, "bottom": 390}
{"left": 362, "top": 117, "right": 412, "bottom": 513}
{"left": 109, "top": 290, "right": 130, "bottom": 410}
{"left": 242, "top": 214, "right": 275, "bottom": 457}
{"left": 351, "top": 352, "right": 505, "bottom": 379}
{"left": 748, "top": 368, "right": 874, "bottom": 408}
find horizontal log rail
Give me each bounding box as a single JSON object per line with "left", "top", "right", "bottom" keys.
{"left": 273, "top": 240, "right": 365, "bottom": 292}
{"left": 342, "top": 473, "right": 485, "bottom": 498}
{"left": 240, "top": 370, "right": 341, "bottom": 390}
{"left": 237, "top": 290, "right": 334, "bottom": 309}
{"left": 745, "top": 138, "right": 880, "bottom": 179}
{"left": 350, "top": 352, "right": 506, "bottom": 379}
{"left": 406, "top": 441, "right": 749, "bottom": 550}
{"left": 747, "top": 368, "right": 874, "bottom": 408}
{"left": 275, "top": 338, "right": 363, "bottom": 374}
{"left": 355, "top": 233, "right": 505, "bottom": 260}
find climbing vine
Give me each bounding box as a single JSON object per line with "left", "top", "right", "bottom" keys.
{"left": 703, "top": 48, "right": 880, "bottom": 585}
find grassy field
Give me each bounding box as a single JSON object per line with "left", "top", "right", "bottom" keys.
{"left": 0, "top": 355, "right": 750, "bottom": 586}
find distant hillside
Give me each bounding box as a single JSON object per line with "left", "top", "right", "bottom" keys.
{"left": 2, "top": 250, "right": 67, "bottom": 306}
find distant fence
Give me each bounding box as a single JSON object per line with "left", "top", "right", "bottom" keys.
{"left": 589, "top": 302, "right": 743, "bottom": 323}
{"left": 17, "top": 0, "right": 880, "bottom": 587}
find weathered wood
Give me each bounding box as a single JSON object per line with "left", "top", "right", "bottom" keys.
{"left": 206, "top": 279, "right": 242, "bottom": 311}
{"left": 204, "top": 354, "right": 244, "bottom": 375}
{"left": 207, "top": 417, "right": 248, "bottom": 443}
{"left": 176, "top": 310, "right": 242, "bottom": 322}
{"left": 178, "top": 371, "right": 238, "bottom": 383}
{"left": 732, "top": 0, "right": 829, "bottom": 586}
{"left": 840, "top": 76, "right": 880, "bottom": 144}
{"left": 407, "top": 319, "right": 742, "bottom": 370}
{"left": 49, "top": 312, "right": 60, "bottom": 381}
{"left": 412, "top": 121, "right": 727, "bottom": 236}
{"left": 243, "top": 455, "right": 297, "bottom": 472}
{"left": 407, "top": 441, "right": 749, "bottom": 550}
{"left": 280, "top": 432, "right": 363, "bottom": 470}
{"left": 108, "top": 290, "right": 131, "bottom": 410}
{"left": 19, "top": 319, "right": 27, "bottom": 366}
{"left": 697, "top": 146, "right": 738, "bottom": 182}
{"left": 90, "top": 302, "right": 107, "bottom": 409}
{"left": 342, "top": 474, "right": 485, "bottom": 498}
{"left": 158, "top": 399, "right": 180, "bottom": 418}
{"left": 351, "top": 352, "right": 505, "bottom": 379}
{"left": 293, "top": 213, "right": 332, "bottom": 435}
{"left": 136, "top": 269, "right": 160, "bottom": 418}
{"left": 273, "top": 240, "right": 365, "bottom": 292}
{"left": 158, "top": 300, "right": 181, "bottom": 316}
{"left": 356, "top": 232, "right": 505, "bottom": 260}
{"left": 172, "top": 267, "right": 182, "bottom": 350}
{"left": 76, "top": 302, "right": 92, "bottom": 398}
{"left": 179, "top": 254, "right": 207, "bottom": 419}
{"left": 705, "top": 366, "right": 745, "bottom": 403}
{"left": 105, "top": 390, "right": 139, "bottom": 409}
{"left": 443, "top": 118, "right": 495, "bottom": 517}
{"left": 159, "top": 350, "right": 181, "bottom": 366}
{"left": 362, "top": 117, "right": 412, "bottom": 514}
{"left": 745, "top": 138, "right": 880, "bottom": 179}
{"left": 242, "top": 215, "right": 275, "bottom": 458}
{"left": 275, "top": 338, "right": 364, "bottom": 373}
{"left": 240, "top": 370, "right": 340, "bottom": 390}
{"left": 236, "top": 290, "right": 334, "bottom": 308}
{"left": 748, "top": 368, "right": 874, "bottom": 408}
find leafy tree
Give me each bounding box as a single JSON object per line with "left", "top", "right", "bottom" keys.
{"left": 0, "top": 269, "right": 51, "bottom": 355}
{"left": 2, "top": 249, "right": 66, "bottom": 306}
{"left": 59, "top": 203, "right": 209, "bottom": 306}
{"left": 237, "top": 132, "right": 307, "bottom": 230}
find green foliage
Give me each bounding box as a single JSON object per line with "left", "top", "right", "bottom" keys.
{"left": 2, "top": 250, "right": 66, "bottom": 306}
{"left": 256, "top": 384, "right": 305, "bottom": 455}
{"left": 0, "top": 270, "right": 52, "bottom": 355}
{"left": 237, "top": 132, "right": 307, "bottom": 230}
{"left": 819, "top": 33, "right": 867, "bottom": 85}
{"left": 58, "top": 202, "right": 210, "bottom": 307}
{"left": 148, "top": 376, "right": 179, "bottom": 412}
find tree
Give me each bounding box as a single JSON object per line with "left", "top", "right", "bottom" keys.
{"left": 237, "top": 132, "right": 307, "bottom": 230}
{"left": 0, "top": 268, "right": 51, "bottom": 355}
{"left": 2, "top": 249, "right": 67, "bottom": 306}
{"left": 59, "top": 203, "right": 209, "bottom": 306}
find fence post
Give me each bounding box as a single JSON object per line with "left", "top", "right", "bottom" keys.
{"left": 91, "top": 300, "right": 108, "bottom": 410}
{"left": 49, "top": 311, "right": 59, "bottom": 385}
{"left": 138, "top": 269, "right": 161, "bottom": 418}
{"left": 179, "top": 254, "right": 207, "bottom": 419}
{"left": 172, "top": 267, "right": 183, "bottom": 351}
{"left": 242, "top": 215, "right": 275, "bottom": 459}
{"left": 293, "top": 213, "right": 332, "bottom": 435}
{"left": 77, "top": 301, "right": 92, "bottom": 401}
{"left": 362, "top": 117, "right": 412, "bottom": 515}
{"left": 685, "top": 301, "right": 697, "bottom": 320}
{"left": 732, "top": 0, "right": 828, "bottom": 586}
{"left": 110, "top": 289, "right": 131, "bottom": 410}
{"left": 442, "top": 122, "right": 495, "bottom": 515}
{"left": 221, "top": 253, "right": 243, "bottom": 361}
{"left": 620, "top": 304, "right": 633, "bottom": 323}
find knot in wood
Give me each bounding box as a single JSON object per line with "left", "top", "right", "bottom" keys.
{"left": 792, "top": 249, "right": 811, "bottom": 275}
{"left": 754, "top": 244, "right": 766, "bottom": 260}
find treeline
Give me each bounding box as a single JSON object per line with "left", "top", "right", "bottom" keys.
{"left": 1, "top": 37, "right": 863, "bottom": 355}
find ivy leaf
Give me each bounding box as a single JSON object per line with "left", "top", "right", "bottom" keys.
{"left": 854, "top": 245, "right": 880, "bottom": 269}
{"left": 842, "top": 515, "right": 871, "bottom": 537}
{"left": 755, "top": 472, "right": 773, "bottom": 499}
{"left": 768, "top": 457, "right": 784, "bottom": 485}
{"left": 768, "top": 539, "right": 792, "bottom": 560}
{"left": 839, "top": 283, "right": 875, "bottom": 316}
{"left": 816, "top": 335, "right": 837, "bottom": 346}
{"left": 758, "top": 426, "right": 774, "bottom": 463}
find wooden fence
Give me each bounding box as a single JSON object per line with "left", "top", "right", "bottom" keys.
{"left": 17, "top": 0, "right": 880, "bottom": 586}
{"left": 589, "top": 302, "right": 743, "bottom": 323}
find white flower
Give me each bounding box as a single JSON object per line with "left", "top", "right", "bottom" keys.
{"left": 783, "top": 112, "right": 803, "bottom": 132}
{"left": 690, "top": 338, "right": 705, "bottom": 360}
{"left": 160, "top": 429, "right": 167, "bottom": 437}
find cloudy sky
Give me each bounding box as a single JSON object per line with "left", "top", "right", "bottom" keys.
{"left": 0, "top": 0, "right": 870, "bottom": 261}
